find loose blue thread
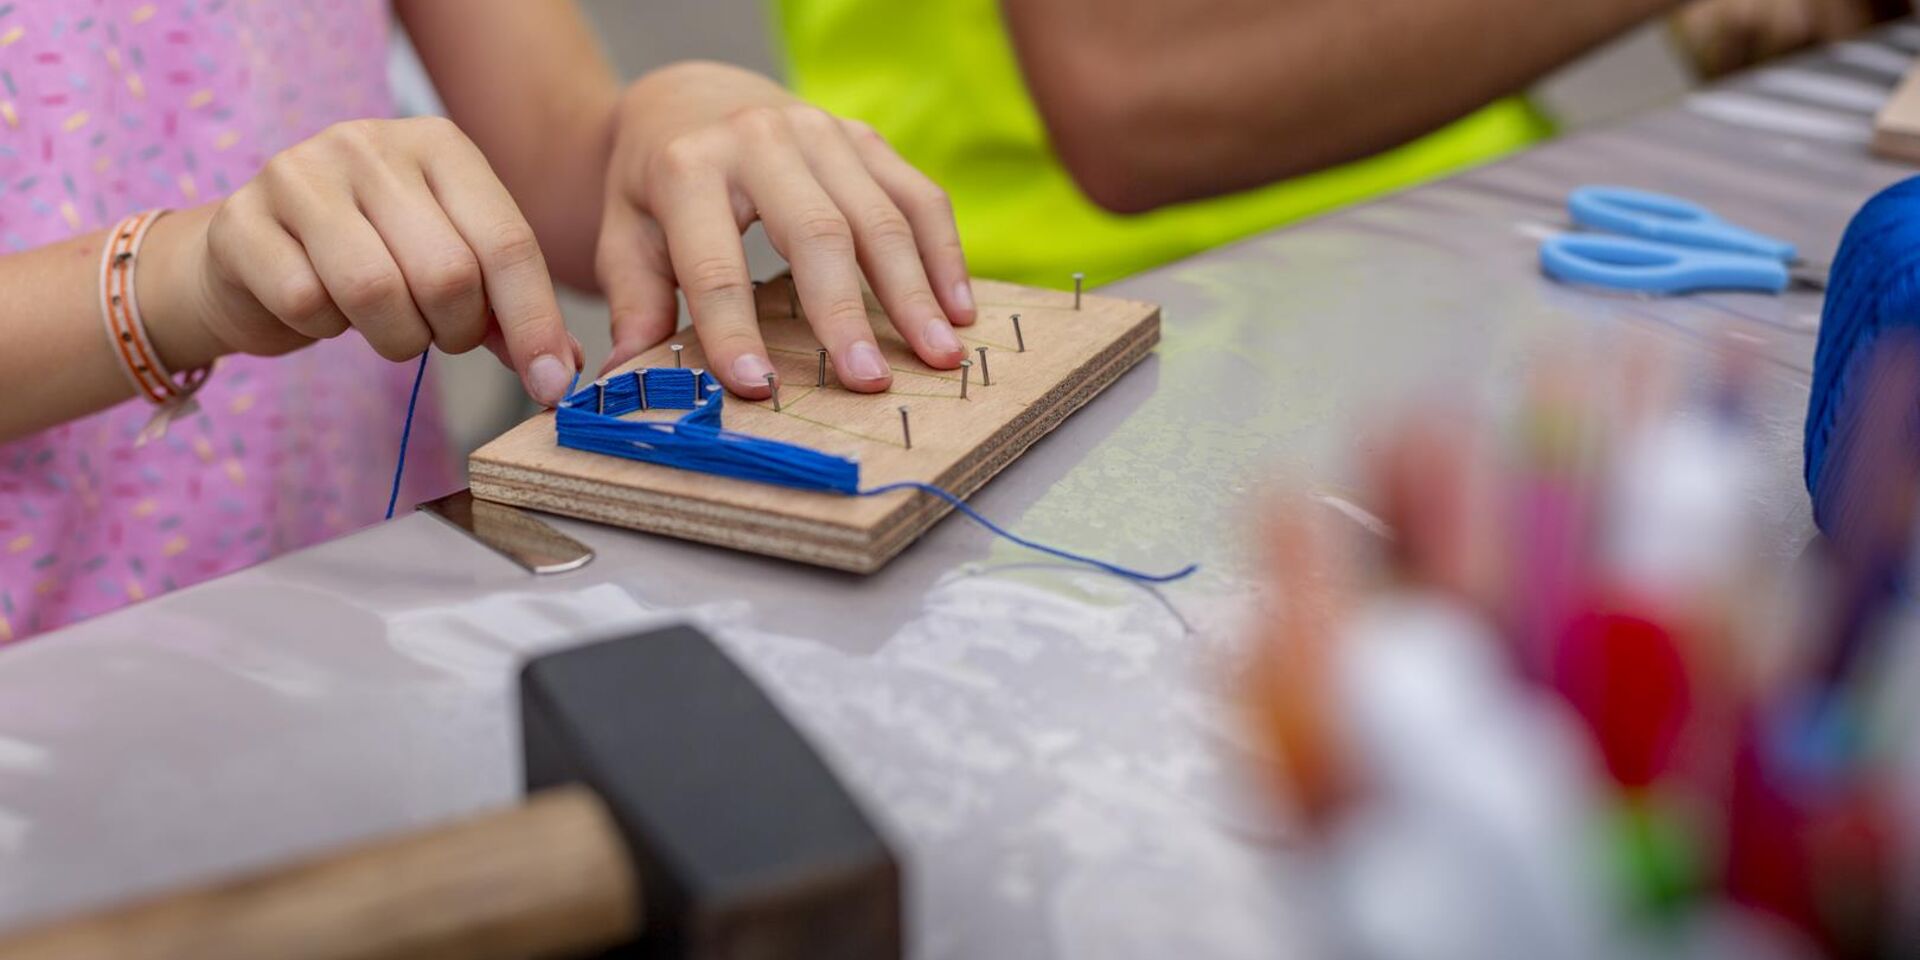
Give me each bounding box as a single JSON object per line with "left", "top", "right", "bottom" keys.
{"left": 855, "top": 481, "right": 1197, "bottom": 583}
{"left": 385, "top": 350, "right": 430, "bottom": 521}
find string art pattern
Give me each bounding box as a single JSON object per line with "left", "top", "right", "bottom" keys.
{"left": 558, "top": 368, "right": 859, "bottom": 494}
{"left": 546, "top": 366, "right": 1198, "bottom": 583}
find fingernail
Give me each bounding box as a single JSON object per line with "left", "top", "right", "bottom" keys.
{"left": 952, "top": 280, "right": 974, "bottom": 310}
{"left": 846, "top": 341, "right": 889, "bottom": 382}
{"left": 924, "top": 319, "right": 963, "bottom": 358}
{"left": 528, "top": 353, "right": 574, "bottom": 407}
{"left": 732, "top": 353, "right": 775, "bottom": 391}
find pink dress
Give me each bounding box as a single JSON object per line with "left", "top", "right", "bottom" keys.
{"left": 0, "top": 1, "right": 457, "bottom": 642}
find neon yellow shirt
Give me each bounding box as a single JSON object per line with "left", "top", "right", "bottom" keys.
{"left": 773, "top": 0, "right": 1553, "bottom": 288}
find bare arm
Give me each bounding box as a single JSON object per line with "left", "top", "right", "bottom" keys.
{"left": 3, "top": 117, "right": 584, "bottom": 445}
{"left": 7, "top": 2, "right": 615, "bottom": 443}
{"left": 395, "top": 0, "right": 622, "bottom": 290}
{"left": 0, "top": 212, "right": 221, "bottom": 442}
{"left": 1002, "top": 0, "right": 1685, "bottom": 214}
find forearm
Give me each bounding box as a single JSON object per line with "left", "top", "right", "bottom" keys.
{"left": 1005, "top": 0, "right": 1685, "bottom": 212}
{"left": 0, "top": 207, "right": 224, "bottom": 443}
{"left": 396, "top": 0, "right": 621, "bottom": 290}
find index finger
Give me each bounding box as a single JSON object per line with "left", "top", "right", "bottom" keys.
{"left": 651, "top": 170, "right": 778, "bottom": 399}
{"left": 419, "top": 130, "right": 577, "bottom": 406}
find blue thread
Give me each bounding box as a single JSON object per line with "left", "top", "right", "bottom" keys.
{"left": 385, "top": 350, "right": 429, "bottom": 521}
{"left": 555, "top": 369, "right": 1197, "bottom": 583}
{"left": 857, "top": 482, "right": 1199, "bottom": 582}
{"left": 1805, "top": 177, "right": 1920, "bottom": 535}
{"left": 557, "top": 369, "right": 860, "bottom": 493}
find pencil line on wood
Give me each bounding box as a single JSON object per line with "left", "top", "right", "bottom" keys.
{"left": 958, "top": 333, "right": 1018, "bottom": 351}
{"left": 762, "top": 385, "right": 820, "bottom": 410}
{"left": 974, "top": 301, "right": 1076, "bottom": 311}
{"left": 882, "top": 387, "right": 991, "bottom": 399}
{"left": 888, "top": 368, "right": 965, "bottom": 385}
{"left": 765, "top": 345, "right": 826, "bottom": 359}
{"left": 773, "top": 407, "right": 903, "bottom": 448}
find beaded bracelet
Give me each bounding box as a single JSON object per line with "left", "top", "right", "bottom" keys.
{"left": 99, "top": 209, "right": 210, "bottom": 441}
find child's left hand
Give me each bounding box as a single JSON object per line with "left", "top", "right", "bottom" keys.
{"left": 596, "top": 62, "right": 976, "bottom": 398}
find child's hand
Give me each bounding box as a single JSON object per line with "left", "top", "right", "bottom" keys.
{"left": 1672, "top": 0, "right": 1883, "bottom": 78}
{"left": 595, "top": 62, "right": 976, "bottom": 397}
{"left": 164, "top": 117, "right": 581, "bottom": 405}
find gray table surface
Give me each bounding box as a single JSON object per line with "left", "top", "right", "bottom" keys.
{"left": 6, "top": 27, "right": 1920, "bottom": 959}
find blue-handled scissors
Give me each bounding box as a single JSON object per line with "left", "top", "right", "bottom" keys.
{"left": 1540, "top": 185, "right": 1826, "bottom": 296}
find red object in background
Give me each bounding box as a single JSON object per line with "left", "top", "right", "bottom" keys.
{"left": 1807, "top": 782, "right": 1896, "bottom": 957}
{"left": 1726, "top": 722, "right": 1819, "bottom": 937}
{"left": 1725, "top": 708, "right": 1897, "bottom": 956}
{"left": 1555, "top": 610, "right": 1693, "bottom": 788}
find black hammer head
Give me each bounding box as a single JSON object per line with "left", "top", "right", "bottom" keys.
{"left": 520, "top": 626, "right": 900, "bottom": 960}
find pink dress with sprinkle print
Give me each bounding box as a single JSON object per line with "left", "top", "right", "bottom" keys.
{"left": 0, "top": 1, "right": 458, "bottom": 642}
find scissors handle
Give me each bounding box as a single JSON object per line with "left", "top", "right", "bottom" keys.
{"left": 1540, "top": 234, "right": 1790, "bottom": 296}
{"left": 1569, "top": 185, "right": 1799, "bottom": 263}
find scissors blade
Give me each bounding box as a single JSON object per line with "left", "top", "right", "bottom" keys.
{"left": 1790, "top": 270, "right": 1828, "bottom": 292}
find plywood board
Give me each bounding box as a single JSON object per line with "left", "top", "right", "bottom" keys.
{"left": 1873, "top": 62, "right": 1920, "bottom": 163}
{"left": 468, "top": 276, "right": 1161, "bottom": 573}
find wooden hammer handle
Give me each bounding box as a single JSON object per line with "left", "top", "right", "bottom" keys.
{"left": 0, "top": 785, "right": 640, "bottom": 960}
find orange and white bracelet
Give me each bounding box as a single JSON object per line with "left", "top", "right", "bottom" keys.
{"left": 99, "top": 210, "right": 210, "bottom": 425}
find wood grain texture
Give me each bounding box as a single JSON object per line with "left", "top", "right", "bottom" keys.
{"left": 0, "top": 785, "right": 639, "bottom": 960}
{"left": 1874, "top": 63, "right": 1920, "bottom": 163}
{"left": 469, "top": 277, "right": 1161, "bottom": 572}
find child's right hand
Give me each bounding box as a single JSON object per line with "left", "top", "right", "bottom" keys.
{"left": 1672, "top": 0, "right": 1881, "bottom": 78}
{"left": 154, "top": 117, "right": 580, "bottom": 405}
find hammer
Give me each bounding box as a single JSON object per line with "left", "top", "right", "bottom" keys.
{"left": 0, "top": 626, "right": 899, "bottom": 960}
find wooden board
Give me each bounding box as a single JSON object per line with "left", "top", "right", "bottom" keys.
{"left": 468, "top": 276, "right": 1161, "bottom": 573}
{"left": 1874, "top": 63, "right": 1920, "bottom": 163}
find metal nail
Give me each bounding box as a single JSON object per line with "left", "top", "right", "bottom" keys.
{"left": 1012, "top": 313, "right": 1025, "bottom": 352}
{"left": 1073, "top": 272, "right": 1084, "bottom": 310}
{"left": 960, "top": 359, "right": 972, "bottom": 399}
{"left": 817, "top": 348, "right": 828, "bottom": 387}
{"left": 594, "top": 378, "right": 608, "bottom": 415}
{"left": 899, "top": 406, "right": 912, "bottom": 450}
{"left": 671, "top": 343, "right": 684, "bottom": 368}
{"left": 976, "top": 346, "right": 990, "bottom": 386}
{"left": 637, "top": 370, "right": 649, "bottom": 411}
{"left": 766, "top": 372, "right": 781, "bottom": 411}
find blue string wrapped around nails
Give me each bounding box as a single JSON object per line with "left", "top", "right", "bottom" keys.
{"left": 557, "top": 367, "right": 861, "bottom": 494}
